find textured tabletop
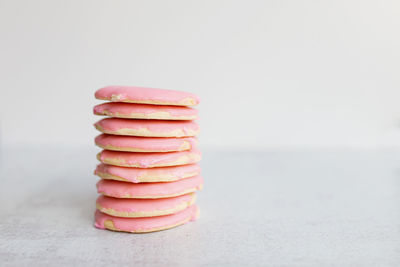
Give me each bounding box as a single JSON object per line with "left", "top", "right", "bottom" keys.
{"left": 1, "top": 147, "right": 400, "bottom": 266}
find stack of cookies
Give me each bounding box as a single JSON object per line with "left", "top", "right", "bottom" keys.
{"left": 92, "top": 86, "right": 202, "bottom": 233}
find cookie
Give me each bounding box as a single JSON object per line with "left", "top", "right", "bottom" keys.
{"left": 94, "top": 205, "right": 198, "bottom": 233}
{"left": 95, "top": 134, "right": 197, "bottom": 152}
{"left": 97, "top": 149, "right": 201, "bottom": 168}
{"left": 94, "top": 102, "right": 198, "bottom": 120}
{"left": 94, "top": 118, "right": 199, "bottom": 137}
{"left": 97, "top": 175, "right": 203, "bottom": 199}
{"left": 96, "top": 192, "right": 196, "bottom": 218}
{"left": 94, "top": 163, "right": 201, "bottom": 183}
{"left": 95, "top": 86, "right": 200, "bottom": 106}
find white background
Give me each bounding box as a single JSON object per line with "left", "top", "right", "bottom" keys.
{"left": 1, "top": 0, "right": 400, "bottom": 149}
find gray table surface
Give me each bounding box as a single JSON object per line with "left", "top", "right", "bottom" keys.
{"left": 1, "top": 146, "right": 400, "bottom": 266}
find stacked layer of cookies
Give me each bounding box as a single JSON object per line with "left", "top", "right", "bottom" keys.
{"left": 93, "top": 86, "right": 202, "bottom": 233}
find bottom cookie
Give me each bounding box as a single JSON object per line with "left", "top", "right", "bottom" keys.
{"left": 94, "top": 205, "right": 199, "bottom": 233}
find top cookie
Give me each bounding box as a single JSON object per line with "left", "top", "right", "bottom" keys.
{"left": 95, "top": 86, "right": 200, "bottom": 106}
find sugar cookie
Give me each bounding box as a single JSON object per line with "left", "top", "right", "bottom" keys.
{"left": 94, "top": 118, "right": 199, "bottom": 137}
{"left": 94, "top": 102, "right": 198, "bottom": 120}
{"left": 94, "top": 163, "right": 201, "bottom": 183}
{"left": 94, "top": 205, "right": 198, "bottom": 233}
{"left": 96, "top": 193, "right": 196, "bottom": 218}
{"left": 95, "top": 86, "right": 200, "bottom": 106}
{"left": 97, "top": 149, "right": 201, "bottom": 168}
{"left": 95, "top": 134, "right": 197, "bottom": 152}
{"left": 97, "top": 175, "right": 203, "bottom": 199}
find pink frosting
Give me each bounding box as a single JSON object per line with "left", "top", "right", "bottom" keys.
{"left": 96, "top": 193, "right": 195, "bottom": 213}
{"left": 93, "top": 102, "right": 198, "bottom": 118}
{"left": 95, "top": 118, "right": 199, "bottom": 136}
{"left": 95, "top": 134, "right": 197, "bottom": 152}
{"left": 94, "top": 205, "right": 198, "bottom": 232}
{"left": 95, "top": 86, "right": 200, "bottom": 105}
{"left": 98, "top": 149, "right": 201, "bottom": 168}
{"left": 97, "top": 175, "right": 203, "bottom": 198}
{"left": 95, "top": 163, "right": 201, "bottom": 183}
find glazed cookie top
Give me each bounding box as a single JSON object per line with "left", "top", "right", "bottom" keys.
{"left": 94, "top": 205, "right": 198, "bottom": 232}
{"left": 96, "top": 193, "right": 196, "bottom": 213}
{"left": 95, "top": 134, "right": 197, "bottom": 152}
{"left": 94, "top": 163, "right": 201, "bottom": 183}
{"left": 94, "top": 118, "right": 199, "bottom": 137}
{"left": 97, "top": 149, "right": 202, "bottom": 168}
{"left": 95, "top": 86, "right": 200, "bottom": 106}
{"left": 93, "top": 103, "right": 198, "bottom": 120}
{"left": 97, "top": 175, "right": 204, "bottom": 199}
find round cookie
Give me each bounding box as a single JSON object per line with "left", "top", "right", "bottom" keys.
{"left": 96, "top": 193, "right": 196, "bottom": 218}
{"left": 94, "top": 102, "right": 198, "bottom": 120}
{"left": 97, "top": 149, "right": 201, "bottom": 168}
{"left": 95, "top": 163, "right": 201, "bottom": 183}
{"left": 94, "top": 205, "right": 198, "bottom": 233}
{"left": 95, "top": 134, "right": 197, "bottom": 152}
{"left": 97, "top": 175, "right": 203, "bottom": 199}
{"left": 94, "top": 118, "right": 199, "bottom": 137}
{"left": 95, "top": 86, "right": 200, "bottom": 106}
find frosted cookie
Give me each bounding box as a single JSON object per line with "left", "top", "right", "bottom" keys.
{"left": 95, "top": 86, "right": 200, "bottom": 106}
{"left": 95, "top": 163, "right": 201, "bottom": 183}
{"left": 94, "top": 205, "right": 198, "bottom": 233}
{"left": 96, "top": 193, "right": 196, "bottom": 218}
{"left": 97, "top": 175, "right": 203, "bottom": 199}
{"left": 95, "top": 134, "right": 197, "bottom": 152}
{"left": 94, "top": 103, "right": 198, "bottom": 120}
{"left": 97, "top": 149, "right": 201, "bottom": 168}
{"left": 94, "top": 118, "right": 199, "bottom": 137}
